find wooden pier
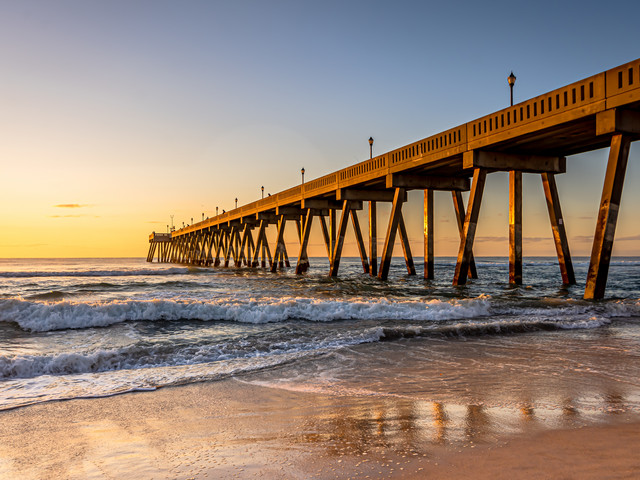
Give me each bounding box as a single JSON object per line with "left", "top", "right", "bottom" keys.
{"left": 148, "top": 58, "right": 640, "bottom": 299}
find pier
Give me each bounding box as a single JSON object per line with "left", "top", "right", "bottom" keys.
{"left": 148, "top": 58, "right": 640, "bottom": 299}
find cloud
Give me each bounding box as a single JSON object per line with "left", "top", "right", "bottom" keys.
{"left": 475, "top": 236, "right": 508, "bottom": 242}
{"left": 524, "top": 237, "right": 551, "bottom": 243}
{"left": 573, "top": 235, "right": 593, "bottom": 243}
{"left": 617, "top": 234, "right": 640, "bottom": 241}
{"left": 53, "top": 204, "right": 92, "bottom": 208}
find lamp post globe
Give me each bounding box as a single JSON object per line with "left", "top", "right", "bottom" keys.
{"left": 369, "top": 137, "right": 374, "bottom": 159}
{"left": 508, "top": 71, "right": 516, "bottom": 106}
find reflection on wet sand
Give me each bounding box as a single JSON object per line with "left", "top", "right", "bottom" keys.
{"left": 296, "top": 388, "right": 638, "bottom": 460}
{"left": 1, "top": 377, "right": 639, "bottom": 480}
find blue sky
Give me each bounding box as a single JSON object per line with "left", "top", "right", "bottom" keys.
{"left": 1, "top": 0, "right": 639, "bottom": 257}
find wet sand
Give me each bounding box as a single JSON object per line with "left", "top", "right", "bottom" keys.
{"left": 0, "top": 378, "right": 639, "bottom": 479}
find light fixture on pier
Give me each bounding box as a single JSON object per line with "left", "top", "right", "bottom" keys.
{"left": 235, "top": 198, "right": 238, "bottom": 209}
{"left": 261, "top": 186, "right": 264, "bottom": 199}
{"left": 369, "top": 137, "right": 374, "bottom": 159}
{"left": 301, "top": 167, "right": 305, "bottom": 184}
{"left": 202, "top": 213, "right": 204, "bottom": 221}
{"left": 508, "top": 71, "right": 516, "bottom": 106}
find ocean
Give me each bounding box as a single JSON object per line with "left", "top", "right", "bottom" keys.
{"left": 1, "top": 256, "right": 640, "bottom": 432}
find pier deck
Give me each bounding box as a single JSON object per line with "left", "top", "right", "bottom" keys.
{"left": 148, "top": 58, "right": 640, "bottom": 299}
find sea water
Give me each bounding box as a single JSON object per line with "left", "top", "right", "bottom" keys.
{"left": 1, "top": 256, "right": 639, "bottom": 422}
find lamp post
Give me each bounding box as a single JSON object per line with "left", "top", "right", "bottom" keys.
{"left": 261, "top": 186, "right": 264, "bottom": 199}
{"left": 235, "top": 198, "right": 238, "bottom": 209}
{"left": 202, "top": 213, "right": 204, "bottom": 221}
{"left": 216, "top": 206, "right": 218, "bottom": 216}
{"left": 508, "top": 71, "right": 516, "bottom": 106}
{"left": 301, "top": 167, "right": 305, "bottom": 184}
{"left": 369, "top": 137, "right": 374, "bottom": 159}
{"left": 167, "top": 225, "right": 169, "bottom": 233}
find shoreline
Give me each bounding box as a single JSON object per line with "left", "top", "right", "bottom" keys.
{"left": 1, "top": 377, "right": 639, "bottom": 479}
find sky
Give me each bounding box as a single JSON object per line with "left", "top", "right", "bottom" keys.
{"left": 1, "top": 0, "right": 639, "bottom": 258}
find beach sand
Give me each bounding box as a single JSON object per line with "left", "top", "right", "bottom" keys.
{"left": 0, "top": 378, "right": 639, "bottom": 480}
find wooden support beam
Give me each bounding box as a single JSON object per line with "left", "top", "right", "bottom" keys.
{"left": 233, "top": 227, "right": 241, "bottom": 267}
{"left": 276, "top": 206, "right": 304, "bottom": 216}
{"left": 350, "top": 210, "right": 369, "bottom": 273}
{"left": 319, "top": 215, "right": 331, "bottom": 260}
{"left": 451, "top": 192, "right": 478, "bottom": 279}
{"left": 264, "top": 232, "right": 273, "bottom": 268}
{"left": 238, "top": 224, "right": 250, "bottom": 266}
{"left": 386, "top": 173, "right": 470, "bottom": 191}
{"left": 453, "top": 168, "right": 487, "bottom": 285}
{"left": 214, "top": 230, "right": 224, "bottom": 266}
{"left": 271, "top": 217, "right": 287, "bottom": 273}
{"left": 369, "top": 201, "right": 378, "bottom": 277}
{"left": 596, "top": 109, "right": 640, "bottom": 136}
{"left": 302, "top": 199, "right": 343, "bottom": 210}
{"left": 251, "top": 221, "right": 264, "bottom": 267}
{"left": 424, "top": 189, "right": 434, "bottom": 279}
{"left": 337, "top": 189, "right": 405, "bottom": 202}
{"left": 283, "top": 244, "right": 291, "bottom": 268}
{"left": 378, "top": 188, "right": 406, "bottom": 280}
{"left": 295, "top": 219, "right": 302, "bottom": 242}
{"left": 296, "top": 210, "right": 314, "bottom": 274}
{"left": 329, "top": 201, "right": 351, "bottom": 277}
{"left": 256, "top": 212, "right": 279, "bottom": 222}
{"left": 205, "top": 232, "right": 215, "bottom": 265}
{"left": 245, "top": 228, "right": 253, "bottom": 266}
{"left": 509, "top": 171, "right": 523, "bottom": 285}
{"left": 463, "top": 151, "right": 566, "bottom": 174}
{"left": 398, "top": 214, "right": 416, "bottom": 275}
{"left": 224, "top": 229, "right": 235, "bottom": 267}
{"left": 329, "top": 209, "right": 337, "bottom": 263}
{"left": 541, "top": 173, "right": 575, "bottom": 285}
{"left": 584, "top": 134, "right": 631, "bottom": 300}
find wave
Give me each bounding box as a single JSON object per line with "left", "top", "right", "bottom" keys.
{"left": 0, "top": 313, "right": 615, "bottom": 382}
{"left": 23, "top": 291, "right": 70, "bottom": 301}
{"left": 0, "top": 350, "right": 319, "bottom": 411}
{"left": 0, "top": 267, "right": 192, "bottom": 278}
{"left": 0, "top": 329, "right": 381, "bottom": 380}
{"left": 377, "top": 316, "right": 612, "bottom": 340}
{"left": 2, "top": 294, "right": 638, "bottom": 335}
{"left": 0, "top": 296, "right": 493, "bottom": 332}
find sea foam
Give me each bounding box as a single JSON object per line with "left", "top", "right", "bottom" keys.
{"left": 0, "top": 296, "right": 493, "bottom": 332}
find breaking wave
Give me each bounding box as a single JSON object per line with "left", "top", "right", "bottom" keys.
{"left": 0, "top": 296, "right": 492, "bottom": 332}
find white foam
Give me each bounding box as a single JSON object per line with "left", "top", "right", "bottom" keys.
{"left": 0, "top": 296, "right": 493, "bottom": 332}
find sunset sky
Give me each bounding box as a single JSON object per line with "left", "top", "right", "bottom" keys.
{"left": 1, "top": 0, "right": 639, "bottom": 258}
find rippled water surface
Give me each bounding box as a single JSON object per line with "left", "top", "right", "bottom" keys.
{"left": 1, "top": 256, "right": 639, "bottom": 412}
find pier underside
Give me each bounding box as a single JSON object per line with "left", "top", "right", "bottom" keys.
{"left": 149, "top": 59, "right": 640, "bottom": 299}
